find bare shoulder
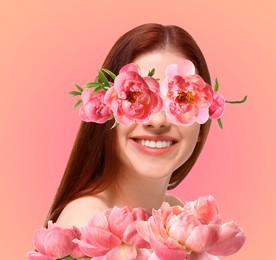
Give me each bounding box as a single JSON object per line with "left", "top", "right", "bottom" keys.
{"left": 165, "top": 193, "right": 184, "bottom": 207}
{"left": 56, "top": 196, "right": 109, "bottom": 228}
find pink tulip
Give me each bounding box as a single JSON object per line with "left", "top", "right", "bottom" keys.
{"left": 161, "top": 60, "right": 213, "bottom": 125}
{"left": 209, "top": 91, "right": 225, "bottom": 119}
{"left": 27, "top": 221, "right": 84, "bottom": 259}
{"left": 79, "top": 87, "right": 112, "bottom": 123}
{"left": 104, "top": 63, "right": 163, "bottom": 125}
{"left": 208, "top": 221, "right": 246, "bottom": 256}
{"left": 73, "top": 206, "right": 151, "bottom": 259}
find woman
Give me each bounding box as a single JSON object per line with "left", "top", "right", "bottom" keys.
{"left": 46, "top": 23, "right": 212, "bottom": 228}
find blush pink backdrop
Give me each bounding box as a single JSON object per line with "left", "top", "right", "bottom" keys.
{"left": 1, "top": 0, "right": 275, "bottom": 259}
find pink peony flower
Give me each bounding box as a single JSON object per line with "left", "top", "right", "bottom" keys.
{"left": 208, "top": 90, "right": 225, "bottom": 119}
{"left": 79, "top": 87, "right": 112, "bottom": 123}
{"left": 73, "top": 206, "right": 152, "bottom": 260}
{"left": 137, "top": 202, "right": 220, "bottom": 259}
{"left": 161, "top": 59, "right": 213, "bottom": 125}
{"left": 27, "top": 221, "right": 84, "bottom": 259}
{"left": 137, "top": 196, "right": 246, "bottom": 259}
{"left": 104, "top": 63, "right": 163, "bottom": 125}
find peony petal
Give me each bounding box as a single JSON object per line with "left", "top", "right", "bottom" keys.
{"left": 209, "top": 91, "right": 225, "bottom": 119}
{"left": 188, "top": 195, "right": 221, "bottom": 224}
{"left": 160, "top": 78, "right": 169, "bottom": 96}
{"left": 208, "top": 221, "right": 246, "bottom": 256}
{"left": 166, "top": 64, "right": 178, "bottom": 78}
{"left": 136, "top": 221, "right": 150, "bottom": 243}
{"left": 88, "top": 212, "right": 109, "bottom": 230}
{"left": 27, "top": 251, "right": 55, "bottom": 260}
{"left": 108, "top": 206, "right": 134, "bottom": 240}
{"left": 143, "top": 76, "right": 160, "bottom": 93}
{"left": 164, "top": 101, "right": 198, "bottom": 126}
{"left": 136, "top": 248, "right": 152, "bottom": 260}
{"left": 44, "top": 230, "right": 72, "bottom": 258}
{"left": 176, "top": 59, "right": 196, "bottom": 77}
{"left": 185, "top": 224, "right": 220, "bottom": 253}
{"left": 132, "top": 208, "right": 151, "bottom": 221}
{"left": 81, "top": 87, "right": 92, "bottom": 104}
{"left": 167, "top": 214, "right": 200, "bottom": 244}
{"left": 148, "top": 252, "right": 160, "bottom": 260}
{"left": 119, "top": 63, "right": 139, "bottom": 74}
{"left": 104, "top": 245, "right": 137, "bottom": 260}
{"left": 186, "top": 252, "right": 220, "bottom": 260}
{"left": 149, "top": 238, "right": 188, "bottom": 259}
{"left": 73, "top": 238, "right": 109, "bottom": 257}
{"left": 196, "top": 109, "right": 209, "bottom": 124}
{"left": 113, "top": 73, "right": 128, "bottom": 92}
{"left": 150, "top": 92, "right": 163, "bottom": 113}
{"left": 81, "top": 226, "right": 121, "bottom": 248}
{"left": 123, "top": 221, "right": 150, "bottom": 248}
{"left": 33, "top": 228, "right": 48, "bottom": 255}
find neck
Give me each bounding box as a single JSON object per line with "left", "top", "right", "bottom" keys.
{"left": 107, "top": 171, "right": 170, "bottom": 211}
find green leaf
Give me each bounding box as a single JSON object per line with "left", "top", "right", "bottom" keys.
{"left": 214, "top": 78, "right": 219, "bottom": 92}
{"left": 136, "top": 64, "right": 141, "bottom": 74}
{"left": 85, "top": 82, "right": 104, "bottom": 88}
{"left": 93, "top": 86, "right": 103, "bottom": 93}
{"left": 74, "top": 99, "right": 82, "bottom": 109}
{"left": 58, "top": 256, "right": 75, "bottom": 260}
{"left": 226, "top": 95, "right": 247, "bottom": 104}
{"left": 111, "top": 120, "right": 119, "bottom": 129}
{"left": 148, "top": 68, "right": 155, "bottom": 77}
{"left": 94, "top": 76, "right": 99, "bottom": 83}
{"left": 217, "top": 118, "right": 223, "bottom": 129}
{"left": 101, "top": 68, "right": 116, "bottom": 80}
{"left": 98, "top": 69, "right": 110, "bottom": 87}
{"left": 69, "top": 91, "right": 81, "bottom": 96}
{"left": 75, "top": 84, "right": 83, "bottom": 92}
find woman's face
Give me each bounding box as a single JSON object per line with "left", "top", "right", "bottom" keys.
{"left": 115, "top": 49, "right": 200, "bottom": 182}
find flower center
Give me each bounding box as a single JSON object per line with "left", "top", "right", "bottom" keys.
{"left": 126, "top": 91, "right": 142, "bottom": 103}
{"left": 176, "top": 91, "right": 195, "bottom": 103}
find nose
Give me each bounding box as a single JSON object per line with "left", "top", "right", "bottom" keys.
{"left": 143, "top": 110, "right": 171, "bottom": 129}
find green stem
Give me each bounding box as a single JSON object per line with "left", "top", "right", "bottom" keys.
{"left": 226, "top": 95, "right": 247, "bottom": 104}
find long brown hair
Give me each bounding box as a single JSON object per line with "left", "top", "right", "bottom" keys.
{"left": 46, "top": 23, "right": 212, "bottom": 224}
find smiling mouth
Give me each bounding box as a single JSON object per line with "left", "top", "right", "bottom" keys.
{"left": 133, "top": 139, "right": 175, "bottom": 149}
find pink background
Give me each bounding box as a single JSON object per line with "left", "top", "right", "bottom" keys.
{"left": 1, "top": 0, "right": 275, "bottom": 258}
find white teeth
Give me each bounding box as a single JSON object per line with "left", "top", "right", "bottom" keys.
{"left": 136, "top": 139, "right": 173, "bottom": 148}
{"left": 149, "top": 141, "right": 156, "bottom": 148}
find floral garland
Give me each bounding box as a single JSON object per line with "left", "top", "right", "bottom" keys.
{"left": 27, "top": 195, "right": 246, "bottom": 259}
{"left": 69, "top": 59, "right": 247, "bottom": 128}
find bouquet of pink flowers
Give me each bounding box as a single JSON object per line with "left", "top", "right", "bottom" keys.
{"left": 27, "top": 196, "right": 245, "bottom": 260}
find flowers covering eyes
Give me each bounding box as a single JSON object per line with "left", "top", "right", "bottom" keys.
{"left": 161, "top": 60, "right": 214, "bottom": 126}
{"left": 69, "top": 59, "right": 247, "bottom": 128}
{"left": 27, "top": 196, "right": 246, "bottom": 260}
{"left": 104, "top": 63, "right": 163, "bottom": 125}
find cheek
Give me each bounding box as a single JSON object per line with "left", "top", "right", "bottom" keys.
{"left": 180, "top": 123, "right": 200, "bottom": 142}
{"left": 114, "top": 125, "right": 134, "bottom": 160}
{"left": 179, "top": 124, "right": 201, "bottom": 157}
